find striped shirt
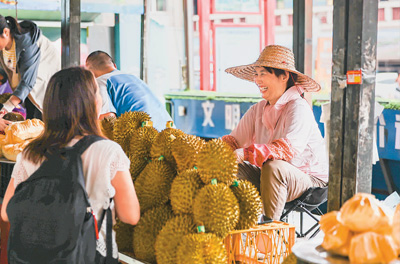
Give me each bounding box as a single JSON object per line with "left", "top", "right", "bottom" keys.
{"left": 2, "top": 39, "right": 19, "bottom": 88}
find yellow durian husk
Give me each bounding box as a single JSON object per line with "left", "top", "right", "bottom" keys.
{"left": 113, "top": 111, "right": 151, "bottom": 154}
{"left": 196, "top": 138, "right": 238, "bottom": 185}
{"left": 100, "top": 116, "right": 116, "bottom": 140}
{"left": 193, "top": 184, "right": 239, "bottom": 238}
{"left": 150, "top": 127, "right": 184, "bottom": 168}
{"left": 171, "top": 134, "right": 205, "bottom": 173}
{"left": 132, "top": 204, "right": 173, "bottom": 264}
{"left": 231, "top": 179, "right": 262, "bottom": 230}
{"left": 155, "top": 215, "right": 197, "bottom": 264}
{"left": 134, "top": 160, "right": 176, "bottom": 213}
{"left": 170, "top": 168, "right": 204, "bottom": 215}
{"left": 176, "top": 233, "right": 227, "bottom": 264}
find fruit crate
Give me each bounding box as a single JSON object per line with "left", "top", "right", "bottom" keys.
{"left": 224, "top": 221, "right": 295, "bottom": 264}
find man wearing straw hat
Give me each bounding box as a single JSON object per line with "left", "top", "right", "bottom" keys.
{"left": 222, "top": 45, "right": 328, "bottom": 221}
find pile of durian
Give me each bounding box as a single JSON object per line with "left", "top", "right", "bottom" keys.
{"left": 101, "top": 111, "right": 263, "bottom": 264}
{"left": 320, "top": 193, "right": 400, "bottom": 263}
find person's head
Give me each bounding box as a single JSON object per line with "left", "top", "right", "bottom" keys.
{"left": 85, "top": 50, "right": 116, "bottom": 78}
{"left": 0, "top": 16, "right": 24, "bottom": 50}
{"left": 225, "top": 45, "right": 320, "bottom": 104}
{"left": 254, "top": 66, "right": 298, "bottom": 104}
{"left": 23, "top": 67, "right": 103, "bottom": 163}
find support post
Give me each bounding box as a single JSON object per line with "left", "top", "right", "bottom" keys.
{"left": 198, "top": 0, "right": 211, "bottom": 91}
{"left": 328, "top": 0, "right": 378, "bottom": 211}
{"left": 293, "top": 0, "right": 313, "bottom": 103}
{"left": 61, "top": 0, "right": 81, "bottom": 68}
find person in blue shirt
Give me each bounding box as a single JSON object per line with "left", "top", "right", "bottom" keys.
{"left": 85, "top": 51, "right": 173, "bottom": 131}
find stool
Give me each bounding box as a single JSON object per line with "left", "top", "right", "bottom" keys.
{"left": 280, "top": 186, "right": 328, "bottom": 238}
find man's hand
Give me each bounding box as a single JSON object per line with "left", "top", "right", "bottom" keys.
{"left": 99, "top": 112, "right": 116, "bottom": 120}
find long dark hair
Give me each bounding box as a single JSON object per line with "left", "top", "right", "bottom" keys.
{"left": 23, "top": 67, "right": 104, "bottom": 163}
{"left": 263, "top": 67, "right": 298, "bottom": 89}
{"left": 0, "top": 15, "right": 25, "bottom": 36}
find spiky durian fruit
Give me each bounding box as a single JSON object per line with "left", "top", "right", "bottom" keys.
{"left": 231, "top": 179, "right": 262, "bottom": 230}
{"left": 0, "top": 93, "right": 11, "bottom": 104}
{"left": 171, "top": 134, "right": 205, "bottom": 173}
{"left": 113, "top": 111, "right": 151, "bottom": 154}
{"left": 196, "top": 139, "right": 238, "bottom": 185}
{"left": 150, "top": 126, "right": 184, "bottom": 168}
{"left": 3, "top": 112, "right": 24, "bottom": 121}
{"left": 193, "top": 183, "right": 239, "bottom": 238}
{"left": 155, "top": 214, "right": 197, "bottom": 264}
{"left": 129, "top": 125, "right": 159, "bottom": 181}
{"left": 114, "top": 219, "right": 134, "bottom": 254}
{"left": 100, "top": 116, "right": 116, "bottom": 140}
{"left": 170, "top": 168, "right": 204, "bottom": 215}
{"left": 133, "top": 204, "right": 173, "bottom": 264}
{"left": 176, "top": 233, "right": 227, "bottom": 264}
{"left": 134, "top": 160, "right": 176, "bottom": 213}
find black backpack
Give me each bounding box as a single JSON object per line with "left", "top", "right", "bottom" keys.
{"left": 6, "top": 135, "right": 106, "bottom": 264}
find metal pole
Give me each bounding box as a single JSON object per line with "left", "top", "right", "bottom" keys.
{"left": 293, "top": 0, "right": 305, "bottom": 73}
{"left": 140, "top": 0, "right": 146, "bottom": 80}
{"left": 183, "top": 0, "right": 194, "bottom": 90}
{"left": 328, "top": 0, "right": 378, "bottom": 211}
{"left": 198, "top": 0, "right": 211, "bottom": 91}
{"left": 61, "top": 0, "right": 81, "bottom": 68}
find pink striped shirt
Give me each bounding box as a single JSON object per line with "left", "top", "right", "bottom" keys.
{"left": 230, "top": 86, "right": 328, "bottom": 182}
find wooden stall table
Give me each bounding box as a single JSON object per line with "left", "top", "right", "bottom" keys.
{"left": 0, "top": 158, "right": 15, "bottom": 264}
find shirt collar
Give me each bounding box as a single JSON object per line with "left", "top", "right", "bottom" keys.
{"left": 268, "top": 86, "right": 303, "bottom": 110}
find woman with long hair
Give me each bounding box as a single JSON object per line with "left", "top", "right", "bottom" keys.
{"left": 0, "top": 15, "right": 60, "bottom": 120}
{"left": 1, "top": 67, "right": 140, "bottom": 261}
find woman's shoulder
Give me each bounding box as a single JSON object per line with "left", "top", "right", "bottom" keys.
{"left": 89, "top": 139, "right": 124, "bottom": 153}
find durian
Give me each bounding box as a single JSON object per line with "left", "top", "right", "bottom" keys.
{"left": 176, "top": 233, "right": 227, "bottom": 264}
{"left": 150, "top": 126, "right": 184, "bottom": 168}
{"left": 113, "top": 111, "right": 151, "bottom": 154}
{"left": 3, "top": 112, "right": 24, "bottom": 121}
{"left": 155, "top": 214, "right": 197, "bottom": 264}
{"left": 170, "top": 168, "right": 204, "bottom": 215}
{"left": 129, "top": 125, "right": 158, "bottom": 181}
{"left": 171, "top": 134, "right": 205, "bottom": 172}
{"left": 193, "top": 183, "right": 239, "bottom": 238}
{"left": 100, "top": 116, "right": 116, "bottom": 140}
{"left": 114, "top": 219, "right": 134, "bottom": 254}
{"left": 196, "top": 139, "right": 238, "bottom": 185}
{"left": 134, "top": 160, "right": 176, "bottom": 213}
{"left": 0, "top": 93, "right": 11, "bottom": 104}
{"left": 132, "top": 204, "right": 173, "bottom": 264}
{"left": 230, "top": 179, "right": 262, "bottom": 230}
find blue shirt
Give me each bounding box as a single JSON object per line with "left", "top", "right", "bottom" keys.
{"left": 106, "top": 72, "right": 173, "bottom": 131}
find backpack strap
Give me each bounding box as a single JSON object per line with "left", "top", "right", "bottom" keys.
{"left": 73, "top": 135, "right": 105, "bottom": 155}
{"left": 97, "top": 198, "right": 115, "bottom": 262}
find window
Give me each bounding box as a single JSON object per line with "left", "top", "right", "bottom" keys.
{"left": 156, "top": 0, "right": 166, "bottom": 11}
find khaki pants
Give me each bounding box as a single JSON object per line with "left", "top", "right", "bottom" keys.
{"left": 237, "top": 160, "right": 327, "bottom": 220}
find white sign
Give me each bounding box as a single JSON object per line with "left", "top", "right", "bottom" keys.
{"left": 225, "top": 104, "right": 240, "bottom": 130}
{"left": 202, "top": 101, "right": 215, "bottom": 127}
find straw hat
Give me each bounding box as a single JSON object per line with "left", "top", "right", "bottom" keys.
{"left": 225, "top": 45, "right": 321, "bottom": 92}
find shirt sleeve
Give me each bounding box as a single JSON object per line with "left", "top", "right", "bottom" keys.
{"left": 96, "top": 77, "right": 113, "bottom": 115}
{"left": 230, "top": 103, "right": 258, "bottom": 148}
{"left": 108, "top": 142, "right": 130, "bottom": 180}
{"left": 281, "top": 101, "right": 314, "bottom": 155}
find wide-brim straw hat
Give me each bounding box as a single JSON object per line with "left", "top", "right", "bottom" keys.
{"left": 225, "top": 45, "right": 321, "bottom": 92}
